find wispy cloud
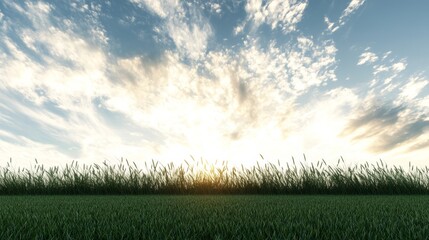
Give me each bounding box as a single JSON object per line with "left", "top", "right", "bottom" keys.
{"left": 94, "top": 31, "right": 339, "bottom": 164}
{"left": 239, "top": 0, "right": 308, "bottom": 34}
{"left": 342, "top": 102, "right": 429, "bottom": 153}
{"left": 0, "top": 0, "right": 428, "bottom": 168}
{"left": 342, "top": 50, "right": 429, "bottom": 155}
{"left": 0, "top": 0, "right": 153, "bottom": 164}
{"left": 324, "top": 16, "right": 338, "bottom": 33}
{"left": 399, "top": 75, "right": 428, "bottom": 102}
{"left": 130, "top": 0, "right": 212, "bottom": 60}
{"left": 0, "top": 2, "right": 108, "bottom": 108}
{"left": 0, "top": 0, "right": 378, "bottom": 165}
{"left": 361, "top": 49, "right": 408, "bottom": 91}
{"left": 209, "top": 3, "right": 222, "bottom": 15}
{"left": 340, "top": 0, "right": 366, "bottom": 23}
{"left": 238, "top": 37, "right": 337, "bottom": 95}
{"left": 357, "top": 51, "right": 378, "bottom": 65}
{"left": 325, "top": 0, "right": 366, "bottom": 33}
{"left": 130, "top": 0, "right": 178, "bottom": 18}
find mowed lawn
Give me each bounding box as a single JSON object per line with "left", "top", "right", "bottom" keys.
{"left": 0, "top": 195, "right": 428, "bottom": 239}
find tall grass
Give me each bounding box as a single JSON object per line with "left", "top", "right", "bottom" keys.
{"left": 1, "top": 157, "right": 429, "bottom": 194}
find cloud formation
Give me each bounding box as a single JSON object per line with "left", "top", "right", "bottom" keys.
{"left": 240, "top": 0, "right": 308, "bottom": 33}
{"left": 343, "top": 103, "right": 429, "bottom": 153}
{"left": 342, "top": 49, "right": 429, "bottom": 155}
{"left": 340, "top": 0, "right": 366, "bottom": 23}
{"left": 0, "top": 0, "right": 428, "bottom": 168}
{"left": 325, "top": 0, "right": 366, "bottom": 33}
{"left": 131, "top": 0, "right": 212, "bottom": 60}
{"left": 357, "top": 51, "right": 378, "bottom": 65}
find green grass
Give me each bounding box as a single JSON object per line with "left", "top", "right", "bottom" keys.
{"left": 1, "top": 195, "right": 428, "bottom": 239}
{"left": 1, "top": 157, "right": 429, "bottom": 194}
{"left": 2, "top": 158, "right": 429, "bottom": 239}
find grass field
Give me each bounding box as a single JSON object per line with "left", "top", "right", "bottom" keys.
{"left": 2, "top": 158, "right": 429, "bottom": 239}
{"left": 1, "top": 157, "right": 429, "bottom": 194}
{"left": 1, "top": 195, "right": 428, "bottom": 239}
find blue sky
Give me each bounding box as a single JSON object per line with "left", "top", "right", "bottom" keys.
{"left": 0, "top": 0, "right": 428, "bottom": 167}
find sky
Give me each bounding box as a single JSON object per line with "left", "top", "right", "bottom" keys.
{"left": 0, "top": 0, "right": 428, "bottom": 168}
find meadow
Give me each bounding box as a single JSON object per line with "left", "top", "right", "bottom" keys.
{"left": 1, "top": 157, "right": 429, "bottom": 194}
{"left": 1, "top": 158, "right": 429, "bottom": 239}
{"left": 1, "top": 195, "right": 429, "bottom": 239}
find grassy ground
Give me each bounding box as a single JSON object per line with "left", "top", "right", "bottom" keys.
{"left": 1, "top": 158, "right": 429, "bottom": 194}
{"left": 1, "top": 195, "right": 428, "bottom": 239}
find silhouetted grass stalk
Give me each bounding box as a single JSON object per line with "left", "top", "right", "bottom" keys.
{"left": 1, "top": 157, "right": 428, "bottom": 194}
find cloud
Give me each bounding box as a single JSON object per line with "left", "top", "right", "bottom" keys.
{"left": 166, "top": 11, "right": 212, "bottom": 60}
{"left": 417, "top": 96, "right": 429, "bottom": 113}
{"left": 0, "top": 90, "right": 82, "bottom": 157}
{"left": 242, "top": 0, "right": 308, "bottom": 33}
{"left": 363, "top": 50, "right": 408, "bottom": 91}
{"left": 340, "top": 0, "right": 366, "bottom": 22}
{"left": 341, "top": 102, "right": 429, "bottom": 152}
{"left": 342, "top": 104, "right": 404, "bottom": 138}
{"left": 0, "top": 136, "right": 74, "bottom": 168}
{"left": 391, "top": 62, "right": 407, "bottom": 73}
{"left": 130, "top": 0, "right": 178, "bottom": 18}
{"left": 341, "top": 58, "right": 428, "bottom": 154}
{"left": 371, "top": 58, "right": 407, "bottom": 86}
{"left": 99, "top": 32, "right": 339, "bottom": 164}
{"left": 399, "top": 75, "right": 428, "bottom": 101}
{"left": 237, "top": 37, "right": 337, "bottom": 95}
{"left": 0, "top": 0, "right": 428, "bottom": 168}
{"left": 337, "top": 46, "right": 429, "bottom": 159}
{"left": 325, "top": 0, "right": 366, "bottom": 33}
{"left": 0, "top": 0, "right": 161, "bottom": 164}
{"left": 233, "top": 23, "right": 245, "bottom": 35}
{"left": 324, "top": 16, "right": 339, "bottom": 33}
{"left": 0, "top": 0, "right": 233, "bottom": 164}
{"left": 0, "top": 19, "right": 107, "bottom": 108}
{"left": 130, "top": 0, "right": 212, "bottom": 60}
{"left": 357, "top": 51, "right": 378, "bottom": 65}
{"left": 209, "top": 3, "right": 222, "bottom": 14}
